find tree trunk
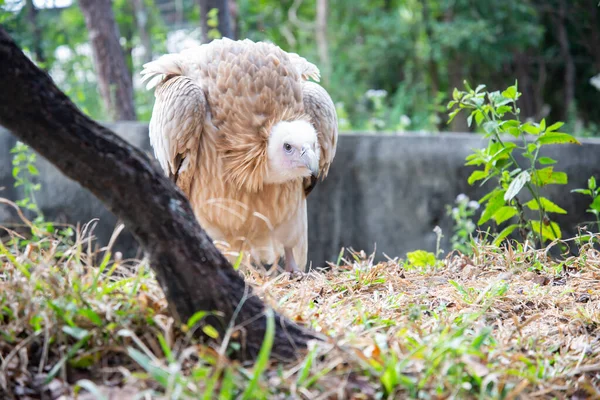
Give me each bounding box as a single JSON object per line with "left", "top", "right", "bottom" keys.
{"left": 448, "top": 56, "right": 469, "bottom": 132}
{"left": 133, "top": 0, "right": 153, "bottom": 65}
{"left": 586, "top": 2, "right": 600, "bottom": 71}
{"left": 78, "top": 0, "right": 137, "bottom": 121}
{"left": 0, "top": 27, "right": 317, "bottom": 361}
{"left": 554, "top": 0, "right": 575, "bottom": 119}
{"left": 228, "top": 0, "right": 239, "bottom": 40}
{"left": 514, "top": 51, "right": 535, "bottom": 119}
{"left": 422, "top": 0, "right": 440, "bottom": 129}
{"left": 198, "top": 0, "right": 233, "bottom": 43}
{"left": 315, "top": 0, "right": 330, "bottom": 83}
{"left": 24, "top": 0, "right": 46, "bottom": 67}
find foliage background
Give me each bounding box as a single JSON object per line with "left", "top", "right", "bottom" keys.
{"left": 1, "top": 0, "right": 599, "bottom": 135}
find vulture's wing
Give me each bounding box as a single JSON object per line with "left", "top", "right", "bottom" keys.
{"left": 141, "top": 60, "right": 206, "bottom": 197}
{"left": 302, "top": 81, "right": 338, "bottom": 196}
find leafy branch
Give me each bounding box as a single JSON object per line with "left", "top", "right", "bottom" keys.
{"left": 447, "top": 81, "right": 580, "bottom": 247}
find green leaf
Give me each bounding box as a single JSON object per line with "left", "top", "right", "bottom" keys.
{"left": 468, "top": 170, "right": 488, "bottom": 185}
{"left": 482, "top": 121, "right": 499, "bottom": 134}
{"left": 233, "top": 251, "right": 244, "bottom": 270}
{"left": 296, "top": 345, "right": 318, "bottom": 387}
{"left": 452, "top": 88, "right": 460, "bottom": 101}
{"left": 380, "top": 354, "right": 400, "bottom": 394}
{"left": 478, "top": 190, "right": 506, "bottom": 225}
{"left": 590, "top": 196, "right": 600, "bottom": 212}
{"left": 589, "top": 176, "right": 597, "bottom": 190}
{"left": 241, "top": 308, "right": 275, "bottom": 400}
{"left": 571, "top": 188, "right": 592, "bottom": 195}
{"left": 62, "top": 326, "right": 89, "bottom": 341}
{"left": 532, "top": 167, "right": 568, "bottom": 186}
{"left": 531, "top": 220, "right": 561, "bottom": 241}
{"left": 490, "top": 142, "right": 516, "bottom": 164}
{"left": 186, "top": 311, "right": 209, "bottom": 330}
{"left": 538, "top": 157, "right": 557, "bottom": 165}
{"left": 493, "top": 206, "right": 518, "bottom": 224}
{"left": 496, "top": 105, "right": 512, "bottom": 115}
{"left": 537, "top": 132, "right": 580, "bottom": 145}
{"left": 522, "top": 123, "right": 540, "bottom": 135}
{"left": 448, "top": 108, "right": 461, "bottom": 123}
{"left": 46, "top": 335, "right": 91, "bottom": 384}
{"left": 546, "top": 121, "right": 564, "bottom": 132}
{"left": 219, "top": 369, "right": 236, "bottom": 400}
{"left": 202, "top": 325, "right": 220, "bottom": 339}
{"left": 75, "top": 380, "right": 109, "bottom": 400}
{"left": 157, "top": 333, "right": 174, "bottom": 363}
{"left": 27, "top": 165, "right": 39, "bottom": 175}
{"left": 539, "top": 118, "right": 546, "bottom": 132}
{"left": 29, "top": 315, "right": 43, "bottom": 332}
{"left": 504, "top": 171, "right": 530, "bottom": 201}
{"left": 78, "top": 309, "right": 103, "bottom": 327}
{"left": 525, "top": 197, "right": 567, "bottom": 214}
{"left": 503, "top": 120, "right": 520, "bottom": 128}
{"left": 507, "top": 127, "right": 520, "bottom": 137}
{"left": 127, "top": 348, "right": 170, "bottom": 388}
{"left": 475, "top": 110, "right": 484, "bottom": 125}
{"left": 406, "top": 250, "right": 436, "bottom": 268}
{"left": 502, "top": 85, "right": 517, "bottom": 100}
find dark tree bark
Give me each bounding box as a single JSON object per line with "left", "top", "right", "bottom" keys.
{"left": 0, "top": 27, "right": 317, "bottom": 361}
{"left": 228, "top": 0, "right": 239, "bottom": 40}
{"left": 514, "top": 51, "right": 535, "bottom": 119}
{"left": 422, "top": 0, "right": 440, "bottom": 129}
{"left": 24, "top": 0, "right": 46, "bottom": 67}
{"left": 120, "top": 1, "right": 135, "bottom": 79}
{"left": 448, "top": 56, "right": 469, "bottom": 132}
{"left": 315, "top": 0, "right": 330, "bottom": 83}
{"left": 585, "top": 2, "right": 600, "bottom": 70}
{"left": 553, "top": 0, "right": 575, "bottom": 119}
{"left": 133, "top": 0, "right": 153, "bottom": 65}
{"left": 78, "top": 0, "right": 137, "bottom": 121}
{"left": 198, "top": 0, "right": 233, "bottom": 43}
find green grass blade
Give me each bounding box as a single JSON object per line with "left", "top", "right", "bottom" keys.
{"left": 241, "top": 308, "right": 275, "bottom": 400}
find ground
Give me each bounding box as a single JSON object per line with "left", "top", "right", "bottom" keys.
{"left": 0, "top": 225, "right": 599, "bottom": 399}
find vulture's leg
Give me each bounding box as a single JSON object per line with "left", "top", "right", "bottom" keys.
{"left": 284, "top": 247, "right": 300, "bottom": 273}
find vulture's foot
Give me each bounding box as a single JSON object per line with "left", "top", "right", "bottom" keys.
{"left": 284, "top": 247, "right": 303, "bottom": 276}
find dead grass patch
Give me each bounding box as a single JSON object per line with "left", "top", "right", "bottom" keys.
{"left": 1, "top": 219, "right": 599, "bottom": 399}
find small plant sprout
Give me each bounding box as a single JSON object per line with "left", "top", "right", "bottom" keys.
{"left": 404, "top": 227, "right": 443, "bottom": 270}
{"left": 572, "top": 176, "right": 600, "bottom": 231}
{"left": 447, "top": 81, "right": 580, "bottom": 248}
{"left": 446, "top": 193, "right": 479, "bottom": 254}
{"left": 10, "top": 141, "right": 58, "bottom": 244}
{"left": 11, "top": 141, "right": 43, "bottom": 220}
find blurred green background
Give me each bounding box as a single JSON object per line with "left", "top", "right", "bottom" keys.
{"left": 1, "top": 0, "right": 599, "bottom": 136}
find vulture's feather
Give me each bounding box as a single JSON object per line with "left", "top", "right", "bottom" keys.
{"left": 141, "top": 38, "right": 338, "bottom": 271}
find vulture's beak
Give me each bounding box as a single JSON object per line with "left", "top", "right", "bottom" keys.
{"left": 301, "top": 145, "right": 319, "bottom": 177}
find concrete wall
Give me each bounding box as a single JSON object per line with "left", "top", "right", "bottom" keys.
{"left": 1, "top": 124, "right": 599, "bottom": 267}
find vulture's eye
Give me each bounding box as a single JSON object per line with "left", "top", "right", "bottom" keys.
{"left": 283, "top": 143, "right": 293, "bottom": 153}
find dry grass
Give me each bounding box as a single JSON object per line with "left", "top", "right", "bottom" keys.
{"left": 1, "top": 214, "right": 600, "bottom": 399}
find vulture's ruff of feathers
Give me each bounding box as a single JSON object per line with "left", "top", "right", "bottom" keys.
{"left": 141, "top": 38, "right": 338, "bottom": 271}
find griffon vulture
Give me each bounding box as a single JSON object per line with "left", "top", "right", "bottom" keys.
{"left": 140, "top": 38, "right": 338, "bottom": 272}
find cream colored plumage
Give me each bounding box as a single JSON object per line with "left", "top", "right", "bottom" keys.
{"left": 141, "top": 38, "right": 338, "bottom": 271}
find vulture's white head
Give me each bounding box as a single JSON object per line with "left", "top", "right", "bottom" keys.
{"left": 265, "top": 120, "right": 320, "bottom": 184}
